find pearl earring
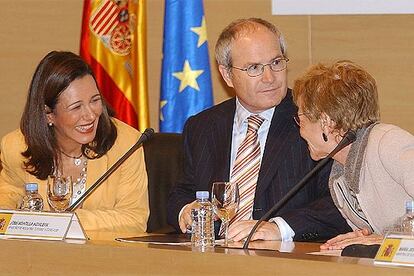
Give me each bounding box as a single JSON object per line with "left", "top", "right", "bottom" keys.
{"left": 48, "top": 122, "right": 53, "bottom": 127}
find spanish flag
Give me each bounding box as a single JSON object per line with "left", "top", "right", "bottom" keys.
{"left": 80, "top": 0, "right": 149, "bottom": 132}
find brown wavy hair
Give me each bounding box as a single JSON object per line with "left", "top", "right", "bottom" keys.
{"left": 293, "top": 60, "right": 380, "bottom": 132}
{"left": 20, "top": 51, "right": 117, "bottom": 180}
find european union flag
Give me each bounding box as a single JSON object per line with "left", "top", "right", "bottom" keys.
{"left": 159, "top": 0, "right": 213, "bottom": 133}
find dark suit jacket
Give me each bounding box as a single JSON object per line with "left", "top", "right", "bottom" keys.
{"left": 167, "top": 90, "right": 351, "bottom": 241}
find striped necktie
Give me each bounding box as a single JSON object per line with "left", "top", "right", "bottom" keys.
{"left": 230, "top": 114, "right": 265, "bottom": 224}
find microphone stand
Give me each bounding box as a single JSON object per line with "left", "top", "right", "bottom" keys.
{"left": 66, "top": 128, "right": 155, "bottom": 212}
{"left": 242, "top": 130, "right": 356, "bottom": 249}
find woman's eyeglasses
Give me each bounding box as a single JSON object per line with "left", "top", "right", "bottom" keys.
{"left": 293, "top": 113, "right": 308, "bottom": 126}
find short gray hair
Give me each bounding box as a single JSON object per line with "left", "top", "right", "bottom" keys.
{"left": 215, "top": 18, "right": 287, "bottom": 68}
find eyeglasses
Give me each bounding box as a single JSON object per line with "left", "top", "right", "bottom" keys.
{"left": 293, "top": 112, "right": 309, "bottom": 126}
{"left": 231, "top": 57, "right": 289, "bottom": 77}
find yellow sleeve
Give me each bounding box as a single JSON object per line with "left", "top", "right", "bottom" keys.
{"left": 0, "top": 130, "right": 27, "bottom": 209}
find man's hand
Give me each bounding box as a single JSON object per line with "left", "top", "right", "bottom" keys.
{"left": 227, "top": 220, "right": 281, "bottom": 242}
{"left": 320, "top": 228, "right": 383, "bottom": 250}
{"left": 178, "top": 201, "right": 198, "bottom": 233}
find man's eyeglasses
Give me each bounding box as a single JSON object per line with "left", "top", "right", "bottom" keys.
{"left": 293, "top": 112, "right": 308, "bottom": 126}
{"left": 231, "top": 57, "right": 289, "bottom": 77}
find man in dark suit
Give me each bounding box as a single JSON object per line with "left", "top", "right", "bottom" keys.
{"left": 167, "top": 18, "right": 350, "bottom": 241}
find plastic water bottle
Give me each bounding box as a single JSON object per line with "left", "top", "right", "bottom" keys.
{"left": 191, "top": 191, "right": 215, "bottom": 247}
{"left": 401, "top": 200, "right": 414, "bottom": 234}
{"left": 20, "top": 183, "right": 44, "bottom": 211}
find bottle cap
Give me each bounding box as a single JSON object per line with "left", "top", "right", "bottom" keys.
{"left": 406, "top": 200, "right": 414, "bottom": 211}
{"left": 196, "top": 191, "right": 209, "bottom": 199}
{"left": 25, "top": 183, "right": 38, "bottom": 191}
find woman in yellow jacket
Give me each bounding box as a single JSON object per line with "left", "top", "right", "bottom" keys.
{"left": 0, "top": 51, "right": 149, "bottom": 236}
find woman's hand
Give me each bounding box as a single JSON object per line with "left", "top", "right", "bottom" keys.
{"left": 320, "top": 228, "right": 383, "bottom": 250}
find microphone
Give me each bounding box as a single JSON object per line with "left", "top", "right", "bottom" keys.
{"left": 341, "top": 244, "right": 380, "bottom": 258}
{"left": 242, "top": 130, "right": 357, "bottom": 249}
{"left": 66, "top": 128, "right": 155, "bottom": 212}
{"left": 326, "top": 130, "right": 357, "bottom": 159}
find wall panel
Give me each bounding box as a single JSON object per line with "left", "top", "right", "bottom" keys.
{"left": 0, "top": 0, "right": 413, "bottom": 137}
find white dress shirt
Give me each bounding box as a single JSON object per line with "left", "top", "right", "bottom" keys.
{"left": 232, "top": 98, "right": 295, "bottom": 241}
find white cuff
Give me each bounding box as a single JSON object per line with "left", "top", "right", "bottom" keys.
{"left": 269, "top": 216, "right": 295, "bottom": 242}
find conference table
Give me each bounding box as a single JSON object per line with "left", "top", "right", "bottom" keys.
{"left": 1, "top": 231, "right": 413, "bottom": 275}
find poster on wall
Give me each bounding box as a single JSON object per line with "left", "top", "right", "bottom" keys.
{"left": 272, "top": 0, "right": 414, "bottom": 15}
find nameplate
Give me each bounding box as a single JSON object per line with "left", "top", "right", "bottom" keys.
{"left": 375, "top": 233, "right": 414, "bottom": 267}
{"left": 0, "top": 209, "right": 87, "bottom": 241}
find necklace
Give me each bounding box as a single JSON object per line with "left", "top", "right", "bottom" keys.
{"left": 73, "top": 159, "right": 88, "bottom": 199}
{"left": 53, "top": 159, "right": 88, "bottom": 204}
{"left": 60, "top": 151, "right": 83, "bottom": 166}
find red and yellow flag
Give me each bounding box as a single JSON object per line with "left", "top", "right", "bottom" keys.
{"left": 80, "top": 0, "right": 149, "bottom": 131}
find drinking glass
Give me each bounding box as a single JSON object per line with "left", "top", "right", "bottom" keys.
{"left": 211, "top": 181, "right": 239, "bottom": 246}
{"left": 47, "top": 175, "right": 73, "bottom": 212}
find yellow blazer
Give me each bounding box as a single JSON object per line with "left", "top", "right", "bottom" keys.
{"left": 0, "top": 119, "right": 149, "bottom": 236}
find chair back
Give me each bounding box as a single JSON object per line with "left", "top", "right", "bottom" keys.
{"left": 143, "top": 132, "right": 183, "bottom": 233}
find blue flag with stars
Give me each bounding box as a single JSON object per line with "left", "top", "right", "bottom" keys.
{"left": 159, "top": 0, "right": 213, "bottom": 133}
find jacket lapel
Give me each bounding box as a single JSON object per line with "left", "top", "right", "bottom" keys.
{"left": 254, "top": 91, "right": 298, "bottom": 200}
{"left": 210, "top": 99, "right": 235, "bottom": 182}
{"left": 82, "top": 154, "right": 108, "bottom": 208}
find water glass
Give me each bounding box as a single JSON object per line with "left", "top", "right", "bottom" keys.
{"left": 47, "top": 175, "right": 73, "bottom": 212}
{"left": 211, "top": 181, "right": 239, "bottom": 246}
